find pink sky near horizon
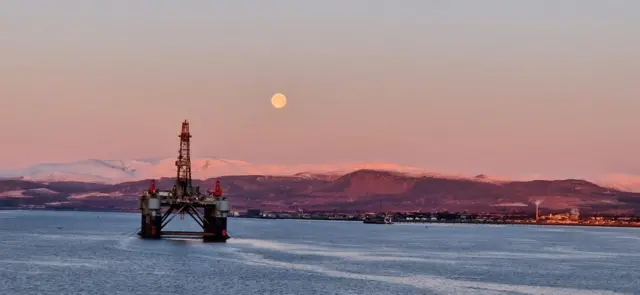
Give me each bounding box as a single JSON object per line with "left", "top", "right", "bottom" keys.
{"left": 1, "top": 1, "right": 639, "bottom": 181}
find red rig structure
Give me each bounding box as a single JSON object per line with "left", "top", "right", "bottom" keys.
{"left": 138, "top": 120, "right": 231, "bottom": 242}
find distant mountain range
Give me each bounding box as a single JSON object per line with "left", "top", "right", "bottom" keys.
{"left": 1, "top": 162, "right": 640, "bottom": 214}
{"left": 0, "top": 157, "right": 442, "bottom": 184}
{"left": 3, "top": 157, "right": 640, "bottom": 191}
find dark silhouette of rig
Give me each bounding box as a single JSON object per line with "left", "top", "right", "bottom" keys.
{"left": 138, "top": 120, "right": 231, "bottom": 242}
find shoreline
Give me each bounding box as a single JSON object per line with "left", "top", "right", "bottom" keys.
{"left": 236, "top": 216, "right": 640, "bottom": 228}
{"left": 394, "top": 220, "right": 640, "bottom": 228}
{"left": 2, "top": 208, "right": 639, "bottom": 228}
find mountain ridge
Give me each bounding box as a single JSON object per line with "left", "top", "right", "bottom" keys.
{"left": 0, "top": 158, "right": 439, "bottom": 184}
{"left": 2, "top": 157, "right": 624, "bottom": 189}
{"left": 2, "top": 168, "right": 639, "bottom": 215}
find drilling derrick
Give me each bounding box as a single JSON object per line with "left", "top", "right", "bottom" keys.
{"left": 138, "top": 120, "right": 231, "bottom": 242}
{"left": 175, "top": 121, "right": 192, "bottom": 198}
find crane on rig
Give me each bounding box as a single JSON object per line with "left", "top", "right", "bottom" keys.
{"left": 138, "top": 120, "right": 231, "bottom": 242}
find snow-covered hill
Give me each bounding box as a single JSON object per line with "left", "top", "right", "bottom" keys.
{"left": 0, "top": 158, "right": 448, "bottom": 184}
{"left": 2, "top": 158, "right": 638, "bottom": 192}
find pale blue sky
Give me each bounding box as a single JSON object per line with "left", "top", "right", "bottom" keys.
{"left": 0, "top": 0, "right": 639, "bottom": 180}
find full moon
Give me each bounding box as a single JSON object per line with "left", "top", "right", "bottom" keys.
{"left": 271, "top": 93, "right": 287, "bottom": 109}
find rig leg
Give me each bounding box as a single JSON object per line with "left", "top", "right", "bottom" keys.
{"left": 139, "top": 200, "right": 162, "bottom": 239}
{"left": 203, "top": 205, "right": 229, "bottom": 242}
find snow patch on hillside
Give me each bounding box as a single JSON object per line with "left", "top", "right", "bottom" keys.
{"left": 70, "top": 192, "right": 124, "bottom": 199}
{"left": 597, "top": 174, "right": 640, "bottom": 193}
{"left": 28, "top": 188, "right": 59, "bottom": 194}
{"left": 0, "top": 188, "right": 60, "bottom": 198}
{"left": 0, "top": 190, "right": 29, "bottom": 198}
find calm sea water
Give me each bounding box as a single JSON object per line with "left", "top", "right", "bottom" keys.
{"left": 0, "top": 210, "right": 638, "bottom": 295}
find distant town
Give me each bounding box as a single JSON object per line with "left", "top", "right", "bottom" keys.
{"left": 237, "top": 208, "right": 640, "bottom": 227}
{"left": 4, "top": 205, "right": 640, "bottom": 227}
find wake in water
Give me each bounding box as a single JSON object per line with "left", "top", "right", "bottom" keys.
{"left": 223, "top": 238, "right": 624, "bottom": 295}
{"left": 227, "top": 238, "right": 464, "bottom": 265}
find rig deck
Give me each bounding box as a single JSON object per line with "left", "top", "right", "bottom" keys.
{"left": 138, "top": 120, "right": 231, "bottom": 242}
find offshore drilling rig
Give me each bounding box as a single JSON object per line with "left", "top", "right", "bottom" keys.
{"left": 138, "top": 120, "right": 231, "bottom": 242}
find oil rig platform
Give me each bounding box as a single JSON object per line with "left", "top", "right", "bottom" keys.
{"left": 138, "top": 120, "right": 231, "bottom": 242}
